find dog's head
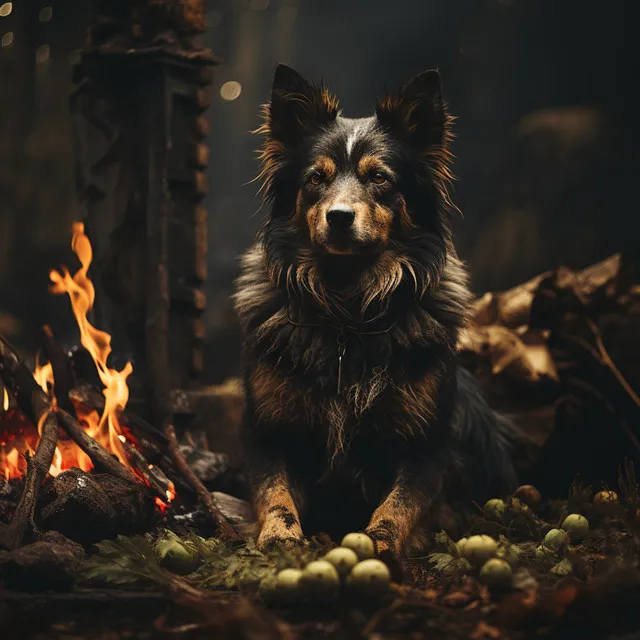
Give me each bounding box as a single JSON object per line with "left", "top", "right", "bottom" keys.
{"left": 254, "top": 65, "right": 461, "bottom": 316}
{"left": 257, "top": 65, "right": 454, "bottom": 257}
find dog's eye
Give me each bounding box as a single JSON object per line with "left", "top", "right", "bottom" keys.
{"left": 309, "top": 171, "right": 323, "bottom": 186}
{"left": 371, "top": 172, "right": 388, "bottom": 185}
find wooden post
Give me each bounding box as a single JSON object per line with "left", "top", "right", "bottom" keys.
{"left": 69, "top": 1, "right": 216, "bottom": 427}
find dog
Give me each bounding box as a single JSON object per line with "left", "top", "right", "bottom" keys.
{"left": 234, "top": 65, "right": 516, "bottom": 560}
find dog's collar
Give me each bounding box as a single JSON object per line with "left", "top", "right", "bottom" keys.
{"left": 285, "top": 304, "right": 395, "bottom": 335}
{"left": 285, "top": 304, "right": 395, "bottom": 393}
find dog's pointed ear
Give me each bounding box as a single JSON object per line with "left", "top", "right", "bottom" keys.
{"left": 268, "top": 64, "right": 340, "bottom": 146}
{"left": 376, "top": 70, "right": 449, "bottom": 150}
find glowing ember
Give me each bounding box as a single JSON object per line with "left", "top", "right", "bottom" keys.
{"left": 0, "top": 410, "right": 37, "bottom": 481}
{"left": 155, "top": 480, "right": 176, "bottom": 513}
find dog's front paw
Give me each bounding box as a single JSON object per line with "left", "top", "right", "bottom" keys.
{"left": 256, "top": 514, "right": 304, "bottom": 552}
{"left": 257, "top": 534, "right": 305, "bottom": 553}
{"left": 365, "top": 528, "right": 405, "bottom": 583}
{"left": 365, "top": 526, "right": 395, "bottom": 556}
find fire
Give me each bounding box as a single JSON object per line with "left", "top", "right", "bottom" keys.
{"left": 0, "top": 418, "right": 35, "bottom": 482}
{"left": 155, "top": 479, "right": 176, "bottom": 513}
{"left": 33, "top": 357, "right": 54, "bottom": 395}
{"left": 48, "top": 222, "right": 133, "bottom": 469}
{"left": 2, "top": 448, "right": 20, "bottom": 482}
{"left": 0, "top": 222, "right": 169, "bottom": 498}
{"left": 2, "top": 387, "right": 8, "bottom": 411}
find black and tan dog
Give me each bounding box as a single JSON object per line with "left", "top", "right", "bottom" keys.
{"left": 234, "top": 65, "right": 516, "bottom": 560}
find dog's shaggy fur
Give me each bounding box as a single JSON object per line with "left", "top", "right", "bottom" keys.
{"left": 234, "top": 65, "right": 516, "bottom": 558}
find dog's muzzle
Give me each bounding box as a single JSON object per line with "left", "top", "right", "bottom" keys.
{"left": 326, "top": 205, "right": 355, "bottom": 231}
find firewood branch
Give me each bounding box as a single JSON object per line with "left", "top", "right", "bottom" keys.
{"left": 0, "top": 335, "right": 63, "bottom": 549}
{"left": 0, "top": 332, "right": 51, "bottom": 424}
{"left": 39, "top": 324, "right": 78, "bottom": 418}
{"left": 0, "top": 410, "right": 59, "bottom": 550}
{"left": 164, "top": 423, "right": 240, "bottom": 540}
{"left": 55, "top": 409, "right": 137, "bottom": 485}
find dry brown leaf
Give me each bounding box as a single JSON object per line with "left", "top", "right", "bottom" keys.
{"left": 461, "top": 324, "right": 557, "bottom": 383}
{"left": 441, "top": 589, "right": 474, "bottom": 607}
{"left": 470, "top": 620, "right": 503, "bottom": 639}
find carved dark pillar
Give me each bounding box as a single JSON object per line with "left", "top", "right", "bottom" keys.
{"left": 70, "top": 1, "right": 216, "bottom": 427}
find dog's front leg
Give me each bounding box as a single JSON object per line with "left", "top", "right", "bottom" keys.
{"left": 253, "top": 462, "right": 304, "bottom": 551}
{"left": 365, "top": 471, "right": 436, "bottom": 558}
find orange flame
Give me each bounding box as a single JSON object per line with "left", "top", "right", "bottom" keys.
{"left": 0, "top": 433, "right": 35, "bottom": 482}
{"left": 0, "top": 222, "right": 174, "bottom": 510}
{"left": 31, "top": 357, "right": 67, "bottom": 476}
{"left": 33, "top": 358, "right": 54, "bottom": 395}
{"left": 155, "top": 479, "right": 176, "bottom": 513}
{"left": 2, "top": 387, "right": 8, "bottom": 412}
{"left": 2, "top": 448, "right": 20, "bottom": 482}
{"left": 48, "top": 222, "right": 133, "bottom": 469}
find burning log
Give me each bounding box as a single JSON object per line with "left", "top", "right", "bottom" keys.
{"left": 69, "top": 384, "right": 196, "bottom": 498}
{"left": 0, "top": 333, "right": 52, "bottom": 427}
{"left": 0, "top": 330, "right": 169, "bottom": 548}
{"left": 0, "top": 327, "right": 145, "bottom": 489}
{"left": 0, "top": 335, "right": 60, "bottom": 550}
{"left": 69, "top": 384, "right": 168, "bottom": 448}
{"left": 119, "top": 437, "right": 175, "bottom": 501}
{"left": 37, "top": 468, "right": 155, "bottom": 545}
{"left": 39, "top": 325, "right": 77, "bottom": 418}
{"left": 0, "top": 411, "right": 59, "bottom": 551}
{"left": 55, "top": 409, "right": 137, "bottom": 485}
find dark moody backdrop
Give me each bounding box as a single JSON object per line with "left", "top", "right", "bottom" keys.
{"left": 0, "top": 0, "right": 635, "bottom": 381}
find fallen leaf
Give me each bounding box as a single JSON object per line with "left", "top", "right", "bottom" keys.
{"left": 470, "top": 620, "right": 503, "bottom": 639}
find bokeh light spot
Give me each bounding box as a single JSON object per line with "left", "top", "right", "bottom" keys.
{"left": 39, "top": 6, "right": 53, "bottom": 22}
{"left": 36, "top": 44, "right": 50, "bottom": 64}
{"left": 220, "top": 81, "right": 242, "bottom": 102}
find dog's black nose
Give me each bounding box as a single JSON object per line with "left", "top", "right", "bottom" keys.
{"left": 326, "top": 206, "right": 355, "bottom": 230}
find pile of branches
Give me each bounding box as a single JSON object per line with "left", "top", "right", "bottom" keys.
{"left": 0, "top": 327, "right": 241, "bottom": 556}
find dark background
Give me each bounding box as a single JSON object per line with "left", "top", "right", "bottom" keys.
{"left": 0, "top": 0, "right": 635, "bottom": 381}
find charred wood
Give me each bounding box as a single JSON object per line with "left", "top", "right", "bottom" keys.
{"left": 37, "top": 468, "right": 155, "bottom": 545}
{"left": 0, "top": 412, "right": 59, "bottom": 551}
{"left": 0, "top": 530, "right": 84, "bottom": 591}
{"left": 68, "top": 384, "right": 194, "bottom": 497}
{"left": 119, "top": 437, "right": 173, "bottom": 500}
{"left": 39, "top": 325, "right": 77, "bottom": 418}
{"left": 0, "top": 333, "right": 52, "bottom": 425}
{"left": 0, "top": 334, "right": 61, "bottom": 550}
{"left": 164, "top": 423, "right": 239, "bottom": 540}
